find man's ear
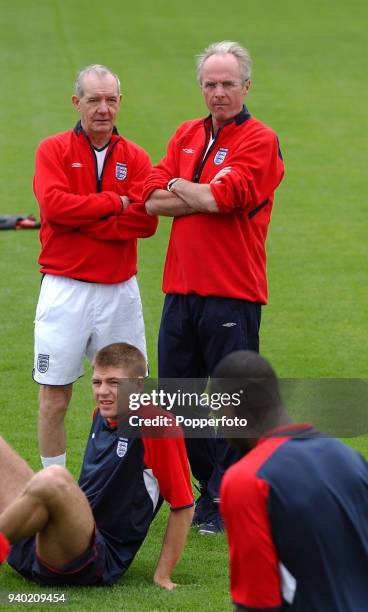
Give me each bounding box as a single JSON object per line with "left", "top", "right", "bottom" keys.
{"left": 243, "top": 79, "right": 251, "bottom": 97}
{"left": 71, "top": 95, "right": 80, "bottom": 111}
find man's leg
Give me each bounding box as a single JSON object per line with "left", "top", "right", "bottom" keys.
{"left": 197, "top": 297, "right": 261, "bottom": 533}
{"left": 0, "top": 437, "right": 34, "bottom": 563}
{"left": 34, "top": 275, "right": 93, "bottom": 466}
{"left": 158, "top": 294, "right": 214, "bottom": 481}
{"left": 158, "top": 295, "right": 217, "bottom": 527}
{"left": 38, "top": 384, "right": 73, "bottom": 466}
{"left": 87, "top": 276, "right": 148, "bottom": 365}
{"left": 0, "top": 437, "right": 34, "bottom": 515}
{"left": 200, "top": 297, "right": 261, "bottom": 362}
{"left": 0, "top": 463, "right": 94, "bottom": 569}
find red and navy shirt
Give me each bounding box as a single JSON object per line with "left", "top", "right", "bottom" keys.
{"left": 220, "top": 424, "right": 368, "bottom": 611}
{"left": 143, "top": 107, "right": 284, "bottom": 303}
{"left": 79, "top": 408, "right": 193, "bottom": 584}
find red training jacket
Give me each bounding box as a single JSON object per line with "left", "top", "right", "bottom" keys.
{"left": 34, "top": 122, "right": 158, "bottom": 283}
{"left": 143, "top": 108, "right": 284, "bottom": 303}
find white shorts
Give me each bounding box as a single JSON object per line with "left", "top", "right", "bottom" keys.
{"left": 33, "top": 275, "right": 147, "bottom": 385}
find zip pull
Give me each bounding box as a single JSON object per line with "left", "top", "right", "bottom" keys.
{"left": 98, "top": 139, "right": 121, "bottom": 191}
{"left": 193, "top": 125, "right": 221, "bottom": 183}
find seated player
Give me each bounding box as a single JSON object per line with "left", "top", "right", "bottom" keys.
{"left": 0, "top": 343, "right": 194, "bottom": 589}
{"left": 213, "top": 351, "right": 368, "bottom": 611}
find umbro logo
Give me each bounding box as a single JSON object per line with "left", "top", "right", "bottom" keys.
{"left": 71, "top": 162, "right": 83, "bottom": 168}
{"left": 182, "top": 148, "right": 195, "bottom": 154}
{"left": 222, "top": 322, "right": 237, "bottom": 327}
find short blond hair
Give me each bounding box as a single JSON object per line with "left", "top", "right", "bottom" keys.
{"left": 94, "top": 343, "right": 146, "bottom": 377}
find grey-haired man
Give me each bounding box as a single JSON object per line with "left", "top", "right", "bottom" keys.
{"left": 33, "top": 65, "right": 157, "bottom": 469}
{"left": 144, "top": 42, "right": 284, "bottom": 533}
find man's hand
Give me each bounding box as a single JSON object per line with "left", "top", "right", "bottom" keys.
{"left": 153, "top": 574, "right": 178, "bottom": 591}
{"left": 120, "top": 196, "right": 130, "bottom": 211}
{"left": 211, "top": 166, "right": 232, "bottom": 183}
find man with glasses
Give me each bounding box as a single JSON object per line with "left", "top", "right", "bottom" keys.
{"left": 143, "top": 42, "right": 284, "bottom": 533}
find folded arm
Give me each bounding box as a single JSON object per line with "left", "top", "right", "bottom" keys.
{"left": 80, "top": 202, "right": 158, "bottom": 240}
{"left": 145, "top": 189, "right": 194, "bottom": 217}
{"left": 144, "top": 170, "right": 232, "bottom": 217}
{"left": 168, "top": 174, "right": 226, "bottom": 213}
{"left": 34, "top": 140, "right": 122, "bottom": 227}
{"left": 144, "top": 127, "right": 284, "bottom": 218}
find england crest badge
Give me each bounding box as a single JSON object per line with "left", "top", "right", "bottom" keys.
{"left": 214, "top": 148, "right": 228, "bottom": 165}
{"left": 116, "top": 162, "right": 127, "bottom": 180}
{"left": 117, "top": 438, "right": 128, "bottom": 458}
{"left": 37, "top": 354, "right": 49, "bottom": 373}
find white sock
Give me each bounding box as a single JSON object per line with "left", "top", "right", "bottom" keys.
{"left": 40, "top": 453, "right": 66, "bottom": 468}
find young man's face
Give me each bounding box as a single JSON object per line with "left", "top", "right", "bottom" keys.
{"left": 92, "top": 365, "right": 129, "bottom": 421}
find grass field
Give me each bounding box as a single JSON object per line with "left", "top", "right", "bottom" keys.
{"left": 0, "top": 0, "right": 367, "bottom": 609}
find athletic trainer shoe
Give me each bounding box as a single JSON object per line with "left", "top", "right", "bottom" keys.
{"left": 192, "top": 482, "right": 213, "bottom": 527}
{"left": 198, "top": 503, "right": 225, "bottom": 534}
{"left": 198, "top": 513, "right": 224, "bottom": 534}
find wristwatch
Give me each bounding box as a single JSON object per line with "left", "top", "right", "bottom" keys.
{"left": 167, "top": 178, "right": 180, "bottom": 192}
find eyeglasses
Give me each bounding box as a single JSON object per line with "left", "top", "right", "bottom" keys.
{"left": 201, "top": 79, "right": 248, "bottom": 91}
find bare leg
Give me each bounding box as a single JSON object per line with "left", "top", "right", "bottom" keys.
{"left": 0, "top": 437, "right": 34, "bottom": 514}
{"left": 0, "top": 465, "right": 94, "bottom": 568}
{"left": 38, "top": 384, "right": 73, "bottom": 458}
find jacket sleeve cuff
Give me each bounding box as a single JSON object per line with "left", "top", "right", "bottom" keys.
{"left": 209, "top": 182, "right": 231, "bottom": 213}
{"left": 109, "top": 192, "right": 124, "bottom": 214}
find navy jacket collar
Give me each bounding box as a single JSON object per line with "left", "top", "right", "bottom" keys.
{"left": 73, "top": 120, "right": 119, "bottom": 136}
{"left": 205, "top": 105, "right": 251, "bottom": 129}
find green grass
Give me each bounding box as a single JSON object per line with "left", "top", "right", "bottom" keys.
{"left": 0, "top": 0, "right": 367, "bottom": 609}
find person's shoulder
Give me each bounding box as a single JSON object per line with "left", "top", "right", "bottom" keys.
{"left": 245, "top": 116, "right": 279, "bottom": 141}
{"left": 221, "top": 450, "right": 269, "bottom": 507}
{"left": 179, "top": 117, "right": 204, "bottom": 128}
{"left": 223, "top": 451, "right": 256, "bottom": 485}
{"left": 173, "top": 117, "right": 204, "bottom": 137}
{"left": 37, "top": 129, "right": 74, "bottom": 151}
{"left": 116, "top": 135, "right": 150, "bottom": 160}
{"left": 320, "top": 435, "right": 368, "bottom": 468}
{"left": 223, "top": 437, "right": 283, "bottom": 488}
